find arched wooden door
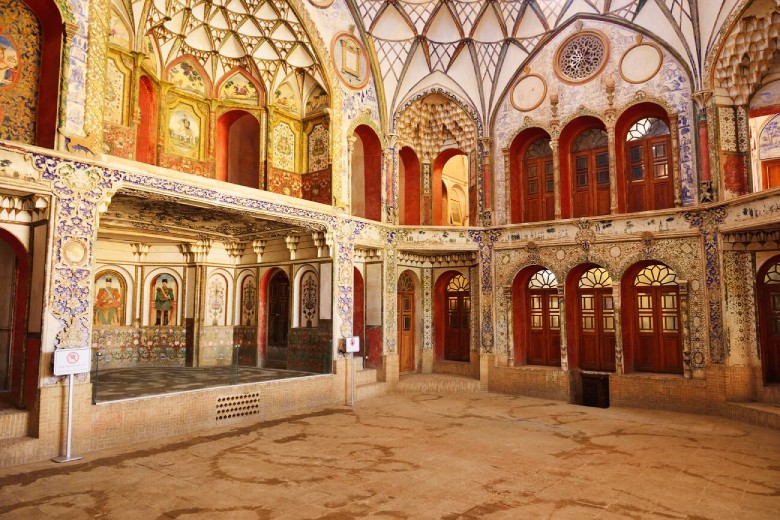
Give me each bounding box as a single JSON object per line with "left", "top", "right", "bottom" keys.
{"left": 524, "top": 137, "right": 555, "bottom": 222}
{"left": 397, "top": 272, "right": 415, "bottom": 372}
{"left": 632, "top": 264, "right": 682, "bottom": 374}
{"left": 267, "top": 270, "right": 290, "bottom": 368}
{"left": 0, "top": 238, "right": 18, "bottom": 391}
{"left": 571, "top": 128, "right": 610, "bottom": 217}
{"left": 759, "top": 258, "right": 780, "bottom": 383}
{"left": 625, "top": 118, "right": 673, "bottom": 212}
{"left": 577, "top": 267, "right": 615, "bottom": 371}
{"left": 444, "top": 274, "right": 470, "bottom": 362}
{"left": 527, "top": 269, "right": 561, "bottom": 366}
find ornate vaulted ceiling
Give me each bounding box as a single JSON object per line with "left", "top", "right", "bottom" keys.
{"left": 118, "top": 0, "right": 326, "bottom": 95}
{"left": 350, "top": 0, "right": 745, "bottom": 125}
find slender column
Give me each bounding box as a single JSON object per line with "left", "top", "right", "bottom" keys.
{"left": 550, "top": 134, "right": 562, "bottom": 219}
{"left": 502, "top": 147, "right": 511, "bottom": 224}
{"left": 421, "top": 161, "right": 433, "bottom": 225}
{"left": 421, "top": 267, "right": 433, "bottom": 373}
{"left": 557, "top": 285, "right": 568, "bottom": 372}
{"left": 669, "top": 113, "right": 682, "bottom": 206}
{"left": 383, "top": 134, "right": 399, "bottom": 224}
{"left": 479, "top": 137, "right": 493, "bottom": 226}
{"left": 612, "top": 282, "right": 624, "bottom": 375}
{"left": 679, "top": 280, "right": 692, "bottom": 379}
{"left": 605, "top": 111, "right": 619, "bottom": 214}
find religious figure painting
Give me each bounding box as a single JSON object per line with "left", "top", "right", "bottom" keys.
{"left": 94, "top": 271, "right": 126, "bottom": 326}
{"left": 0, "top": 34, "right": 20, "bottom": 89}
{"left": 151, "top": 275, "right": 177, "bottom": 326}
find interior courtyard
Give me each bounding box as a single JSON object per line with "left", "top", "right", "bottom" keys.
{"left": 0, "top": 0, "right": 780, "bottom": 512}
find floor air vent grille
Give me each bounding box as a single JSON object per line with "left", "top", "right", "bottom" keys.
{"left": 216, "top": 393, "right": 262, "bottom": 421}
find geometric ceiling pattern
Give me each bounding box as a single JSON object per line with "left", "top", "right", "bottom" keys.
{"left": 124, "top": 0, "right": 325, "bottom": 94}
{"left": 349, "top": 0, "right": 708, "bottom": 124}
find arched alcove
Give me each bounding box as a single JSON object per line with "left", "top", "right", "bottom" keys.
{"left": 351, "top": 125, "right": 382, "bottom": 221}
{"left": 217, "top": 110, "right": 260, "bottom": 188}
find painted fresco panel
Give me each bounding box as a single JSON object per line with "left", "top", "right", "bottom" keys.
{"left": 219, "top": 72, "right": 260, "bottom": 105}
{"left": 94, "top": 271, "right": 126, "bottom": 326}
{"left": 0, "top": 0, "right": 41, "bottom": 144}
{"left": 273, "top": 122, "right": 295, "bottom": 171}
{"left": 274, "top": 82, "right": 299, "bottom": 114}
{"left": 167, "top": 105, "right": 201, "bottom": 159}
{"left": 169, "top": 60, "right": 207, "bottom": 96}
{"left": 306, "top": 85, "right": 329, "bottom": 114}
{"left": 150, "top": 274, "right": 177, "bottom": 327}
{"left": 309, "top": 124, "right": 329, "bottom": 172}
{"left": 109, "top": 11, "right": 131, "bottom": 48}
{"left": 105, "top": 57, "right": 127, "bottom": 125}
{"left": 760, "top": 115, "right": 780, "bottom": 160}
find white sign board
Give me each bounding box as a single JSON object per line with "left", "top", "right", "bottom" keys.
{"left": 53, "top": 347, "right": 92, "bottom": 376}
{"left": 345, "top": 336, "right": 360, "bottom": 353}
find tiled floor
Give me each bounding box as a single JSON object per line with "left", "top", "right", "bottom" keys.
{"left": 92, "top": 366, "right": 314, "bottom": 402}
{"left": 1, "top": 391, "right": 779, "bottom": 519}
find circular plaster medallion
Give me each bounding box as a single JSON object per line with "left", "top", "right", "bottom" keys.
{"left": 511, "top": 74, "right": 547, "bottom": 112}
{"left": 331, "top": 32, "right": 370, "bottom": 90}
{"left": 609, "top": 245, "right": 622, "bottom": 258}
{"left": 620, "top": 43, "right": 663, "bottom": 84}
{"left": 690, "top": 279, "right": 700, "bottom": 292}
{"left": 62, "top": 239, "right": 87, "bottom": 266}
{"left": 555, "top": 249, "right": 566, "bottom": 261}
{"left": 308, "top": 0, "right": 334, "bottom": 6}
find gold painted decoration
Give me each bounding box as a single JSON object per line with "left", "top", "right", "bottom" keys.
{"left": 331, "top": 32, "right": 370, "bottom": 90}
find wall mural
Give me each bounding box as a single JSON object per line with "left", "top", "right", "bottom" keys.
{"left": 273, "top": 122, "right": 295, "bottom": 171}
{"left": 219, "top": 72, "right": 260, "bottom": 105}
{"left": 308, "top": 124, "right": 329, "bottom": 172}
{"left": 760, "top": 115, "right": 780, "bottom": 160}
{"left": 141, "top": 36, "right": 159, "bottom": 77}
{"left": 301, "top": 271, "right": 318, "bottom": 327}
{"left": 108, "top": 11, "right": 131, "bottom": 48}
{"left": 207, "top": 274, "right": 227, "bottom": 326}
{"left": 151, "top": 274, "right": 177, "bottom": 326}
{"left": 0, "top": 0, "right": 41, "bottom": 144}
{"left": 240, "top": 275, "right": 257, "bottom": 326}
{"left": 104, "top": 56, "right": 127, "bottom": 125}
{"left": 167, "top": 105, "right": 201, "bottom": 159}
{"left": 93, "top": 271, "right": 126, "bottom": 326}
{"left": 274, "top": 82, "right": 299, "bottom": 114}
{"left": 306, "top": 85, "right": 329, "bottom": 114}
{"left": 168, "top": 60, "right": 207, "bottom": 97}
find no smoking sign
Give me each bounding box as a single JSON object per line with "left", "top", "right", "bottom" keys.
{"left": 54, "top": 347, "right": 91, "bottom": 376}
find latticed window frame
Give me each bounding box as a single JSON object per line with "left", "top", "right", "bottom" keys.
{"left": 528, "top": 269, "right": 558, "bottom": 289}
{"left": 626, "top": 117, "right": 671, "bottom": 142}
{"left": 554, "top": 31, "right": 609, "bottom": 85}
{"left": 398, "top": 272, "right": 415, "bottom": 292}
{"left": 525, "top": 137, "right": 553, "bottom": 159}
{"left": 578, "top": 267, "right": 613, "bottom": 288}
{"left": 572, "top": 128, "right": 609, "bottom": 152}
{"left": 634, "top": 264, "right": 678, "bottom": 286}
{"left": 765, "top": 261, "right": 780, "bottom": 284}
{"left": 447, "top": 274, "right": 470, "bottom": 292}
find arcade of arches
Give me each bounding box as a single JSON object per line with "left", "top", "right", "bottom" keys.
{"left": 1, "top": 0, "right": 780, "bottom": 466}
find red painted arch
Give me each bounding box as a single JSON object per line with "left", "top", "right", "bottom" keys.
{"left": 216, "top": 110, "right": 260, "bottom": 188}
{"left": 433, "top": 148, "right": 466, "bottom": 226}
{"left": 354, "top": 125, "right": 382, "bottom": 221}
{"left": 400, "top": 146, "right": 420, "bottom": 225}
{"left": 135, "top": 75, "right": 158, "bottom": 165}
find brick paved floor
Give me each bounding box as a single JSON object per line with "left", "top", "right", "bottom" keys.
{"left": 1, "top": 391, "right": 778, "bottom": 519}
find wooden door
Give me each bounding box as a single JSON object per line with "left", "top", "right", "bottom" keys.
{"left": 759, "top": 260, "right": 780, "bottom": 383}
{"left": 527, "top": 288, "right": 561, "bottom": 366}
{"left": 626, "top": 136, "right": 672, "bottom": 212}
{"left": 524, "top": 137, "right": 555, "bottom": 222}
{"left": 635, "top": 286, "right": 682, "bottom": 373}
{"left": 763, "top": 159, "right": 780, "bottom": 189}
{"left": 577, "top": 268, "right": 615, "bottom": 372}
{"left": 444, "top": 275, "right": 470, "bottom": 362}
{"left": 268, "top": 271, "right": 289, "bottom": 349}
{"left": 398, "top": 292, "right": 415, "bottom": 372}
{"left": 572, "top": 151, "right": 610, "bottom": 217}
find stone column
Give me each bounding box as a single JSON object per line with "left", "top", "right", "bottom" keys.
{"left": 382, "top": 245, "right": 399, "bottom": 384}
{"left": 478, "top": 137, "right": 493, "bottom": 226}
{"left": 669, "top": 113, "right": 682, "bottom": 206}
{"left": 181, "top": 240, "right": 212, "bottom": 367}
{"left": 130, "top": 243, "right": 150, "bottom": 327}
{"left": 501, "top": 287, "right": 513, "bottom": 367}
{"left": 502, "top": 146, "right": 511, "bottom": 224}
{"left": 557, "top": 285, "right": 568, "bottom": 372}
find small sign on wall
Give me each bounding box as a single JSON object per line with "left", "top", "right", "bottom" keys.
{"left": 53, "top": 347, "right": 92, "bottom": 376}
{"left": 345, "top": 336, "right": 360, "bottom": 353}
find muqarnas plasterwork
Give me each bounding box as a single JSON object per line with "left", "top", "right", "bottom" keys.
{"left": 0, "top": 0, "right": 41, "bottom": 144}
